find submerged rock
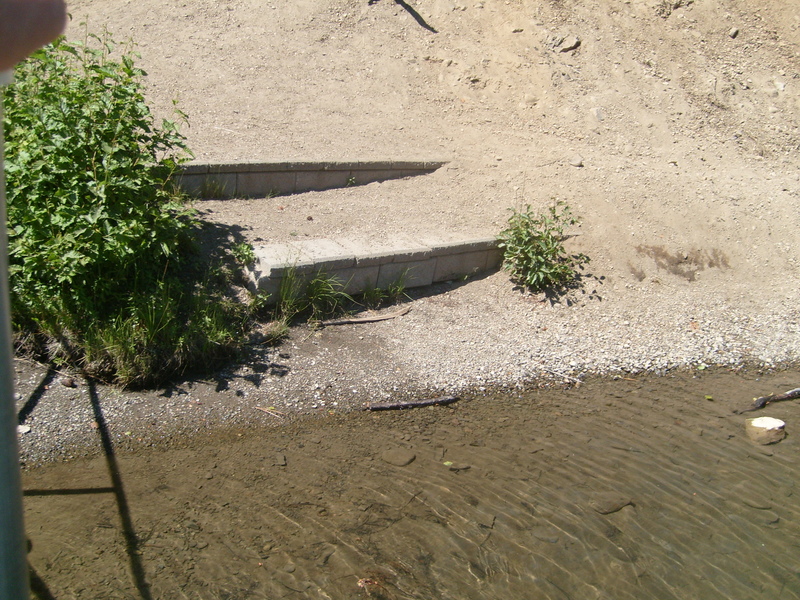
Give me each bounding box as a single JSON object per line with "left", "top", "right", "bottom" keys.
{"left": 591, "top": 492, "right": 634, "bottom": 515}
{"left": 381, "top": 448, "right": 416, "bottom": 467}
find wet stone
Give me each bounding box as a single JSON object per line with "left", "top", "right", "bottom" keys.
{"left": 448, "top": 462, "right": 471, "bottom": 472}
{"left": 759, "top": 511, "right": 780, "bottom": 526}
{"left": 316, "top": 543, "right": 337, "bottom": 567}
{"left": 741, "top": 497, "right": 772, "bottom": 510}
{"left": 591, "top": 492, "right": 633, "bottom": 515}
{"left": 532, "top": 526, "right": 559, "bottom": 543}
{"left": 732, "top": 482, "right": 772, "bottom": 509}
{"left": 381, "top": 448, "right": 416, "bottom": 467}
{"left": 745, "top": 417, "right": 786, "bottom": 445}
{"left": 712, "top": 532, "right": 740, "bottom": 555}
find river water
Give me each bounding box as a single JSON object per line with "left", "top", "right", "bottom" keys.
{"left": 22, "top": 368, "right": 800, "bottom": 599}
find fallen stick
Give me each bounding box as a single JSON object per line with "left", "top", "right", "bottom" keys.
{"left": 737, "top": 387, "right": 800, "bottom": 413}
{"left": 321, "top": 306, "right": 411, "bottom": 326}
{"left": 541, "top": 366, "right": 582, "bottom": 384}
{"left": 255, "top": 406, "right": 286, "bottom": 419}
{"left": 364, "top": 395, "right": 459, "bottom": 411}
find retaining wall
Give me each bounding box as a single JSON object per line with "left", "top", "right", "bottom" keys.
{"left": 246, "top": 237, "right": 503, "bottom": 301}
{"left": 177, "top": 160, "right": 447, "bottom": 199}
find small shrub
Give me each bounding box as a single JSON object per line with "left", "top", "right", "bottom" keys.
{"left": 231, "top": 242, "right": 256, "bottom": 266}
{"left": 497, "top": 201, "right": 590, "bottom": 293}
{"left": 3, "top": 31, "right": 248, "bottom": 386}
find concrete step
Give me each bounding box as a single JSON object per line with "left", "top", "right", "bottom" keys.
{"left": 245, "top": 235, "right": 503, "bottom": 301}
{"left": 177, "top": 160, "right": 447, "bottom": 199}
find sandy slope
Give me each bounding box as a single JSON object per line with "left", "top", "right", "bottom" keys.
{"left": 62, "top": 0, "right": 800, "bottom": 290}
{"left": 16, "top": 1, "right": 800, "bottom": 463}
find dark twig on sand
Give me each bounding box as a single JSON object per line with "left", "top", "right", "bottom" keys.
{"left": 736, "top": 387, "right": 800, "bottom": 413}
{"left": 364, "top": 395, "right": 459, "bottom": 411}
{"left": 321, "top": 306, "right": 411, "bottom": 327}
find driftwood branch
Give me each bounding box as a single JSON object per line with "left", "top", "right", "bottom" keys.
{"left": 364, "top": 395, "right": 459, "bottom": 411}
{"left": 737, "top": 387, "right": 800, "bottom": 413}
{"left": 321, "top": 306, "right": 411, "bottom": 327}
{"left": 255, "top": 406, "right": 286, "bottom": 419}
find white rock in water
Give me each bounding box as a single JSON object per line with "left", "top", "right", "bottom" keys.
{"left": 745, "top": 417, "right": 786, "bottom": 445}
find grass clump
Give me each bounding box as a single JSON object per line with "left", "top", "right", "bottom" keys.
{"left": 258, "top": 268, "right": 409, "bottom": 339}
{"left": 272, "top": 268, "right": 353, "bottom": 325}
{"left": 3, "top": 31, "right": 248, "bottom": 387}
{"left": 359, "top": 271, "right": 409, "bottom": 309}
{"left": 497, "top": 201, "right": 590, "bottom": 293}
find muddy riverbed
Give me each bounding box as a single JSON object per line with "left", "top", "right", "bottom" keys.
{"left": 23, "top": 367, "right": 800, "bottom": 600}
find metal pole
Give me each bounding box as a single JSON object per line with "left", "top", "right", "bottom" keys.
{"left": 0, "top": 69, "right": 30, "bottom": 600}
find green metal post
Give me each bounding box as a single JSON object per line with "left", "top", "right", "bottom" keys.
{"left": 0, "top": 69, "right": 30, "bottom": 600}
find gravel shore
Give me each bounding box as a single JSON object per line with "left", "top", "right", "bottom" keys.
{"left": 14, "top": 260, "right": 800, "bottom": 466}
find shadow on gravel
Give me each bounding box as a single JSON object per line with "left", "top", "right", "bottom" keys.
{"left": 17, "top": 366, "right": 56, "bottom": 425}
{"left": 190, "top": 218, "right": 250, "bottom": 274}
{"left": 403, "top": 267, "right": 501, "bottom": 302}
{"left": 540, "top": 272, "right": 606, "bottom": 306}
{"left": 159, "top": 355, "right": 292, "bottom": 398}
{"left": 29, "top": 566, "right": 57, "bottom": 600}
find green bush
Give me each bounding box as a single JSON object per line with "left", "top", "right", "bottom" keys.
{"left": 497, "top": 201, "right": 590, "bottom": 293}
{"left": 3, "top": 32, "right": 247, "bottom": 386}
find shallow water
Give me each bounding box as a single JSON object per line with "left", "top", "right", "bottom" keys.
{"left": 23, "top": 368, "right": 800, "bottom": 599}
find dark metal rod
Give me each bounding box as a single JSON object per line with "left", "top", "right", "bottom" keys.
{"left": 0, "top": 75, "right": 30, "bottom": 600}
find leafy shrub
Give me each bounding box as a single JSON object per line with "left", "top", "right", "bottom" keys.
{"left": 497, "top": 201, "right": 590, "bottom": 293}
{"left": 3, "top": 31, "right": 247, "bottom": 386}
{"left": 231, "top": 242, "right": 256, "bottom": 266}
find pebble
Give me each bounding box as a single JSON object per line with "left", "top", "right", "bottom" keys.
{"left": 758, "top": 511, "right": 780, "bottom": 526}
{"left": 448, "top": 462, "right": 471, "bottom": 472}
{"left": 381, "top": 448, "right": 416, "bottom": 467}
{"left": 590, "top": 107, "right": 605, "bottom": 122}
{"left": 559, "top": 35, "right": 581, "bottom": 53}
{"left": 523, "top": 93, "right": 538, "bottom": 106}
